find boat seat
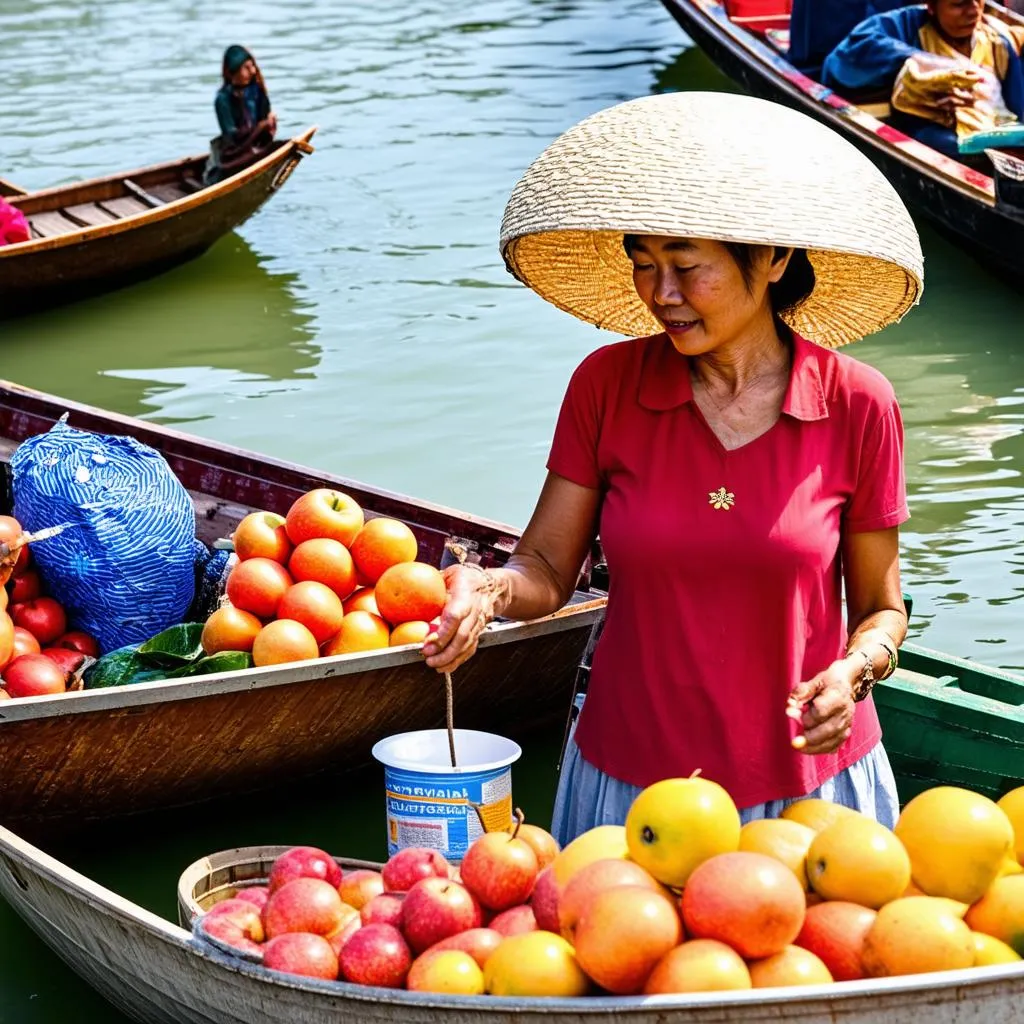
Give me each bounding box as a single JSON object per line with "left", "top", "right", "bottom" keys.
{"left": 124, "top": 178, "right": 165, "bottom": 208}
{"left": 27, "top": 210, "right": 81, "bottom": 238}
{"left": 63, "top": 202, "right": 119, "bottom": 227}
{"left": 143, "top": 182, "right": 191, "bottom": 204}
{"left": 97, "top": 196, "right": 152, "bottom": 219}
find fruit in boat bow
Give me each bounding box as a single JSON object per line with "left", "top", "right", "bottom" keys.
{"left": 459, "top": 817, "right": 539, "bottom": 912}
{"left": 286, "top": 489, "right": 364, "bottom": 548}
{"left": 268, "top": 845, "right": 343, "bottom": 892}
{"left": 263, "top": 877, "right": 351, "bottom": 939}
{"left": 400, "top": 876, "right": 483, "bottom": 953}
{"left": 381, "top": 846, "right": 449, "bottom": 893}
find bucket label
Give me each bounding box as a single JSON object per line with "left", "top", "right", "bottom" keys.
{"left": 382, "top": 764, "right": 515, "bottom": 862}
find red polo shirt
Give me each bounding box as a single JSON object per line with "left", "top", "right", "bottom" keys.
{"left": 548, "top": 332, "right": 908, "bottom": 808}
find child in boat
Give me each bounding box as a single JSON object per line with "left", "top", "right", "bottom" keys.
{"left": 821, "top": 1, "right": 1024, "bottom": 160}
{"left": 203, "top": 45, "right": 278, "bottom": 186}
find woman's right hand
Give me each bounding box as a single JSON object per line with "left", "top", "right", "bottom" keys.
{"left": 422, "top": 564, "right": 504, "bottom": 673}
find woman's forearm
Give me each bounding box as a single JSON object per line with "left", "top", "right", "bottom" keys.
{"left": 846, "top": 609, "right": 908, "bottom": 680}
{"left": 488, "top": 550, "right": 578, "bottom": 621}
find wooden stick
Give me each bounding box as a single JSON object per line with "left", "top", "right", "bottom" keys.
{"left": 444, "top": 671, "right": 457, "bottom": 768}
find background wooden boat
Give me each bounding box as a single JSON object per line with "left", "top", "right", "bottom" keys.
{"left": 876, "top": 643, "right": 1024, "bottom": 803}
{"left": 657, "top": 0, "right": 1024, "bottom": 282}
{"left": 0, "top": 127, "right": 316, "bottom": 317}
{"left": 2, "top": 827, "right": 1023, "bottom": 1024}
{"left": 0, "top": 177, "right": 25, "bottom": 198}
{"left": 0, "top": 381, "right": 605, "bottom": 841}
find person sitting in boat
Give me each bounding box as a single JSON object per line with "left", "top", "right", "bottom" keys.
{"left": 424, "top": 92, "right": 920, "bottom": 845}
{"left": 788, "top": 0, "right": 911, "bottom": 77}
{"left": 203, "top": 45, "right": 278, "bottom": 186}
{"left": 821, "top": 1, "right": 1024, "bottom": 159}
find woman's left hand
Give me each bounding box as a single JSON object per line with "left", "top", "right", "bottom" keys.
{"left": 786, "top": 659, "right": 858, "bottom": 755}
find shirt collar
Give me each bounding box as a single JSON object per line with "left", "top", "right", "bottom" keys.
{"left": 637, "top": 331, "right": 828, "bottom": 422}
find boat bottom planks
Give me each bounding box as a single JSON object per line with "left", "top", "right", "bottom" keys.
{"left": 0, "top": 827, "right": 1022, "bottom": 1024}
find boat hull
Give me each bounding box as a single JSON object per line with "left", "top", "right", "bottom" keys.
{"left": 0, "top": 130, "right": 315, "bottom": 316}
{"left": 659, "top": 1, "right": 1024, "bottom": 282}
{"left": 1, "top": 827, "right": 1023, "bottom": 1024}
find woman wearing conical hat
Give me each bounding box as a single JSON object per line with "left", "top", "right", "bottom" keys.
{"left": 424, "top": 92, "right": 923, "bottom": 844}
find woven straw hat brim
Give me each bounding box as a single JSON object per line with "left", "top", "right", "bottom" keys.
{"left": 500, "top": 92, "right": 924, "bottom": 348}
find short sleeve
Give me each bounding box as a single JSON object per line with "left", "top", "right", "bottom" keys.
{"left": 844, "top": 396, "right": 909, "bottom": 533}
{"left": 546, "top": 353, "right": 605, "bottom": 490}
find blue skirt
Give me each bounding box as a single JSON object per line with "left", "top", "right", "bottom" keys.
{"left": 551, "top": 704, "right": 900, "bottom": 848}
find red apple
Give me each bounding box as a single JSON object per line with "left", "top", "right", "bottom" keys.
{"left": 489, "top": 904, "right": 538, "bottom": 936}
{"left": 268, "top": 846, "right": 343, "bottom": 893}
{"left": 459, "top": 830, "right": 539, "bottom": 911}
{"left": 285, "top": 489, "right": 364, "bottom": 547}
{"left": 10, "top": 597, "right": 67, "bottom": 646}
{"left": 360, "top": 893, "right": 405, "bottom": 928}
{"left": 2, "top": 653, "right": 67, "bottom": 697}
{"left": 516, "top": 823, "right": 560, "bottom": 871}
{"left": 327, "top": 909, "right": 363, "bottom": 958}
{"left": 795, "top": 901, "right": 877, "bottom": 982}
{"left": 8, "top": 626, "right": 41, "bottom": 663}
{"left": 55, "top": 631, "right": 101, "bottom": 658}
{"left": 200, "top": 897, "right": 265, "bottom": 954}
{"left": 530, "top": 867, "right": 560, "bottom": 933}
{"left": 232, "top": 510, "right": 293, "bottom": 564}
{"left": 263, "top": 877, "right": 350, "bottom": 939}
{"left": 381, "top": 847, "right": 450, "bottom": 892}
{"left": 338, "top": 923, "right": 411, "bottom": 988}
{"left": 8, "top": 570, "right": 40, "bottom": 604}
{"left": 339, "top": 869, "right": 385, "bottom": 911}
{"left": 423, "top": 927, "right": 503, "bottom": 969}
{"left": 233, "top": 886, "right": 270, "bottom": 912}
{"left": 41, "top": 647, "right": 86, "bottom": 677}
{"left": 263, "top": 932, "right": 339, "bottom": 980}
{"left": 400, "top": 876, "right": 482, "bottom": 954}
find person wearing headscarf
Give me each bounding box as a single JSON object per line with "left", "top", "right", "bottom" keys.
{"left": 423, "top": 91, "right": 923, "bottom": 845}
{"left": 821, "top": 2, "right": 1024, "bottom": 158}
{"left": 204, "top": 45, "right": 277, "bottom": 185}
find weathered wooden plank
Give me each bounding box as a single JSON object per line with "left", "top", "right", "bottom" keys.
{"left": 142, "top": 182, "right": 191, "bottom": 204}
{"left": 62, "top": 201, "right": 119, "bottom": 227}
{"left": 124, "top": 178, "right": 165, "bottom": 208}
{"left": 26, "top": 210, "right": 80, "bottom": 238}
{"left": 97, "top": 195, "right": 151, "bottom": 219}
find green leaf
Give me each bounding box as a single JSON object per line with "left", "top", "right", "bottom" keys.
{"left": 171, "top": 651, "right": 253, "bottom": 677}
{"left": 136, "top": 623, "right": 205, "bottom": 665}
{"left": 84, "top": 646, "right": 160, "bottom": 689}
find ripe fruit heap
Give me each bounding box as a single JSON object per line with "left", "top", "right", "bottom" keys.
{"left": 196, "top": 779, "right": 1024, "bottom": 998}
{"left": 203, "top": 490, "right": 448, "bottom": 667}
{"left": 0, "top": 514, "right": 100, "bottom": 701}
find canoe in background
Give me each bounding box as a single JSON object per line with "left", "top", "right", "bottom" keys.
{"left": 0, "top": 380, "right": 605, "bottom": 840}
{"left": 0, "top": 127, "right": 316, "bottom": 317}
{"left": 657, "top": 0, "right": 1024, "bottom": 282}
{"left": 876, "top": 643, "right": 1024, "bottom": 803}
{"left": 2, "top": 827, "right": 1023, "bottom": 1024}
{"left": 0, "top": 177, "right": 25, "bottom": 198}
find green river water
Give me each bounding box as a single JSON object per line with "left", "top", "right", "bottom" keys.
{"left": 1, "top": 0, "right": 1023, "bottom": 1019}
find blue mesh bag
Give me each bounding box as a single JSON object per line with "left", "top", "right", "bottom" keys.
{"left": 10, "top": 416, "right": 198, "bottom": 654}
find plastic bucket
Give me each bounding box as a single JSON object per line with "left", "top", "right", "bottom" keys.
{"left": 371, "top": 729, "right": 522, "bottom": 862}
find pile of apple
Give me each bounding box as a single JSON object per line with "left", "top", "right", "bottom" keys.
{"left": 201, "top": 488, "right": 450, "bottom": 666}
{"left": 197, "top": 778, "right": 1024, "bottom": 997}
{"left": 0, "top": 514, "right": 100, "bottom": 701}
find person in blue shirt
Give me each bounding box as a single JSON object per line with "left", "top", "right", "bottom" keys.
{"left": 204, "top": 45, "right": 278, "bottom": 185}
{"left": 821, "top": 2, "right": 1024, "bottom": 158}
{"left": 788, "top": 0, "right": 911, "bottom": 76}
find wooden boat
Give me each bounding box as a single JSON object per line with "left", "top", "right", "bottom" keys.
{"left": 0, "top": 380, "right": 606, "bottom": 841}
{"left": 0, "top": 127, "right": 317, "bottom": 317}
{"left": 1, "top": 829, "right": 1022, "bottom": 1024}
{"left": 875, "top": 642, "right": 1024, "bottom": 803}
{"left": 657, "top": 0, "right": 1024, "bottom": 282}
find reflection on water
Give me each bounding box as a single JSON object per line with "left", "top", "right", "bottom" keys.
{"left": 0, "top": 236, "right": 319, "bottom": 424}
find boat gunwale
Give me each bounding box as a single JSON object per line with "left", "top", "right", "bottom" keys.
{"left": 3, "top": 823, "right": 1020, "bottom": 1020}
{"left": 677, "top": 0, "right": 1004, "bottom": 205}
{"left": 0, "top": 126, "right": 317, "bottom": 258}
{"left": 0, "top": 598, "right": 606, "bottom": 723}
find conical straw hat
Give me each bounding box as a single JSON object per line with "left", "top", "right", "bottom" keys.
{"left": 500, "top": 92, "right": 923, "bottom": 347}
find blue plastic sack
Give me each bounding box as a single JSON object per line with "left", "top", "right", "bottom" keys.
{"left": 10, "top": 416, "right": 198, "bottom": 654}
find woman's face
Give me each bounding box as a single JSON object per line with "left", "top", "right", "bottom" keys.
{"left": 628, "top": 236, "right": 787, "bottom": 357}
{"left": 929, "top": 0, "right": 983, "bottom": 42}
{"left": 230, "top": 58, "right": 256, "bottom": 87}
